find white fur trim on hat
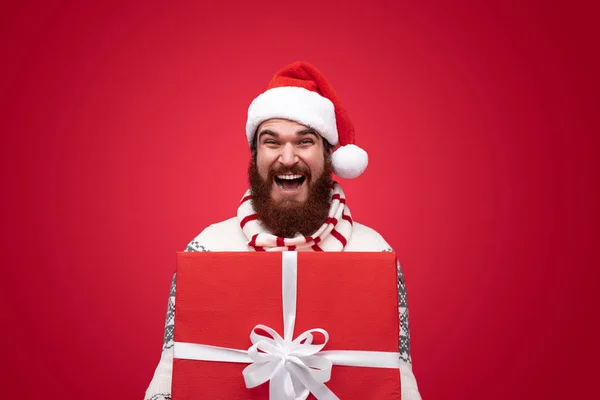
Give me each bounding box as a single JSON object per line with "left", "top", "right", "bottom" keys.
{"left": 332, "top": 144, "right": 368, "bottom": 179}
{"left": 246, "top": 86, "right": 339, "bottom": 146}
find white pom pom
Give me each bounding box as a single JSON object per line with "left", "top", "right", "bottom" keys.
{"left": 332, "top": 144, "right": 368, "bottom": 179}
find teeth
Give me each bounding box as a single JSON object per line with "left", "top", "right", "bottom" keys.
{"left": 277, "top": 174, "right": 302, "bottom": 180}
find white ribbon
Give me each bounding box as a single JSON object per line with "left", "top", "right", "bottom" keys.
{"left": 174, "top": 251, "right": 402, "bottom": 400}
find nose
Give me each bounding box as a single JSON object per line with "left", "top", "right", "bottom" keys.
{"left": 278, "top": 143, "right": 298, "bottom": 167}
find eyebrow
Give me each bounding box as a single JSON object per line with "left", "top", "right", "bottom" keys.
{"left": 257, "top": 128, "right": 319, "bottom": 141}
{"left": 297, "top": 128, "right": 319, "bottom": 138}
{"left": 257, "top": 129, "right": 278, "bottom": 141}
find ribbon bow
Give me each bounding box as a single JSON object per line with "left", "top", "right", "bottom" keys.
{"left": 243, "top": 325, "right": 337, "bottom": 400}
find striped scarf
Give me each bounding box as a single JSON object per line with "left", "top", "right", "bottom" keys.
{"left": 237, "top": 182, "right": 353, "bottom": 252}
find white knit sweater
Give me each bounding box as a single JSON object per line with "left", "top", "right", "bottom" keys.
{"left": 144, "top": 217, "right": 422, "bottom": 399}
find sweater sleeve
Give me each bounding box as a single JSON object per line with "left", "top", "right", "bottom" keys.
{"left": 143, "top": 273, "right": 176, "bottom": 400}
{"left": 395, "top": 257, "right": 422, "bottom": 400}
{"left": 373, "top": 233, "right": 414, "bottom": 365}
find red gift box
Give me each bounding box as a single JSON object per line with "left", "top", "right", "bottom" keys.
{"left": 172, "top": 251, "right": 401, "bottom": 399}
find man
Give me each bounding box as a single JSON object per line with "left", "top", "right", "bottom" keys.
{"left": 144, "top": 61, "right": 422, "bottom": 399}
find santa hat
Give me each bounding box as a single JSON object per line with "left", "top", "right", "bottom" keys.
{"left": 245, "top": 61, "right": 368, "bottom": 179}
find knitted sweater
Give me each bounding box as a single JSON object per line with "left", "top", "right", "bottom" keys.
{"left": 144, "top": 217, "right": 422, "bottom": 399}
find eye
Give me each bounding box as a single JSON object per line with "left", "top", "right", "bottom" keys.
{"left": 299, "top": 139, "right": 314, "bottom": 145}
{"left": 263, "top": 139, "right": 278, "bottom": 145}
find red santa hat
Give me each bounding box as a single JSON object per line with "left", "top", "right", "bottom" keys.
{"left": 245, "top": 61, "right": 368, "bottom": 179}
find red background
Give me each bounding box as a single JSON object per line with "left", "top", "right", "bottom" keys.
{"left": 1, "top": 1, "right": 597, "bottom": 399}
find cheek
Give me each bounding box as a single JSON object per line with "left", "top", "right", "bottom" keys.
{"left": 306, "top": 151, "right": 325, "bottom": 175}
{"left": 256, "top": 154, "right": 273, "bottom": 179}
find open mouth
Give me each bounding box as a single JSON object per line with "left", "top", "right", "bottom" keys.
{"left": 274, "top": 174, "right": 306, "bottom": 191}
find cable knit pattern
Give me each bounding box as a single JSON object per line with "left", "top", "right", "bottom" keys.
{"left": 144, "top": 218, "right": 421, "bottom": 400}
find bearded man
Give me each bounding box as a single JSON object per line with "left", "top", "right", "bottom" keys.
{"left": 144, "top": 61, "right": 422, "bottom": 400}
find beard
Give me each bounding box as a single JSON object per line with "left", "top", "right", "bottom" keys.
{"left": 248, "top": 153, "right": 334, "bottom": 238}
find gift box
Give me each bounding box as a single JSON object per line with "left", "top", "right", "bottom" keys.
{"left": 172, "top": 251, "right": 401, "bottom": 399}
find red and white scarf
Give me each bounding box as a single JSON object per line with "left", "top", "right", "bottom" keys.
{"left": 237, "top": 182, "right": 353, "bottom": 252}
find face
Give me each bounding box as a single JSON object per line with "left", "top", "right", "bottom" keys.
{"left": 248, "top": 118, "right": 334, "bottom": 238}
{"left": 255, "top": 118, "right": 326, "bottom": 204}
